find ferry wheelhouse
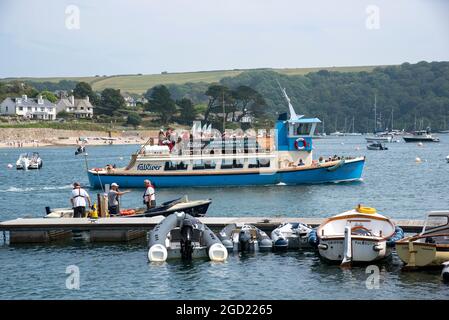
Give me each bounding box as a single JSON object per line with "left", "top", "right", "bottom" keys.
{"left": 87, "top": 91, "right": 365, "bottom": 188}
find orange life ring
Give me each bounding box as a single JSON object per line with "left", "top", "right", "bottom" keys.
{"left": 294, "top": 138, "right": 307, "bottom": 150}
{"left": 120, "top": 209, "right": 136, "bottom": 216}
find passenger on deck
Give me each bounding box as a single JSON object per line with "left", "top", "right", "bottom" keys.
{"left": 158, "top": 129, "right": 166, "bottom": 146}
{"left": 298, "top": 159, "right": 305, "bottom": 166}
{"left": 70, "top": 182, "right": 92, "bottom": 218}
{"left": 143, "top": 180, "right": 156, "bottom": 209}
{"left": 107, "top": 183, "right": 130, "bottom": 216}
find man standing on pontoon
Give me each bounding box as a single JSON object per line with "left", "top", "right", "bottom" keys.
{"left": 143, "top": 179, "right": 156, "bottom": 209}
{"left": 70, "top": 182, "right": 92, "bottom": 218}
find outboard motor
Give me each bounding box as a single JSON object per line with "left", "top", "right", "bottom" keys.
{"left": 239, "top": 229, "right": 252, "bottom": 252}
{"left": 442, "top": 262, "right": 449, "bottom": 283}
{"left": 180, "top": 218, "right": 194, "bottom": 261}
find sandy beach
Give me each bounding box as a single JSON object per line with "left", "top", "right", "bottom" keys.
{"left": 0, "top": 128, "right": 158, "bottom": 149}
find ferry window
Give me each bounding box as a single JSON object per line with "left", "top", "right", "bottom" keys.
{"left": 204, "top": 159, "right": 216, "bottom": 169}
{"left": 424, "top": 215, "right": 448, "bottom": 233}
{"left": 248, "top": 158, "right": 259, "bottom": 168}
{"left": 295, "top": 123, "right": 312, "bottom": 135}
{"left": 165, "top": 161, "right": 177, "bottom": 171}
{"left": 233, "top": 159, "right": 244, "bottom": 168}
{"left": 221, "top": 159, "right": 234, "bottom": 169}
{"left": 193, "top": 160, "right": 205, "bottom": 170}
{"left": 177, "top": 161, "right": 188, "bottom": 170}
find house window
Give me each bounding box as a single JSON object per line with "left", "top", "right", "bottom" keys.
{"left": 5, "top": 106, "right": 8, "bottom": 112}
{"left": 41, "top": 108, "right": 44, "bottom": 112}
{"left": 19, "top": 107, "right": 23, "bottom": 111}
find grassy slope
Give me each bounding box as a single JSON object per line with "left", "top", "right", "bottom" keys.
{"left": 2, "top": 65, "right": 385, "bottom": 94}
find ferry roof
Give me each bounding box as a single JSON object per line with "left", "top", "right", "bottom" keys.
{"left": 287, "top": 117, "right": 321, "bottom": 124}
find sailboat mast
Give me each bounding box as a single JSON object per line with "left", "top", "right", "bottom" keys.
{"left": 352, "top": 116, "right": 355, "bottom": 134}
{"left": 374, "top": 94, "right": 377, "bottom": 133}
{"left": 391, "top": 108, "right": 394, "bottom": 131}
{"left": 222, "top": 90, "right": 225, "bottom": 133}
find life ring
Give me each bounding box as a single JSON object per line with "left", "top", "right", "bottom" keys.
{"left": 120, "top": 209, "right": 136, "bottom": 216}
{"left": 356, "top": 205, "right": 377, "bottom": 214}
{"left": 92, "top": 167, "right": 103, "bottom": 172}
{"left": 294, "top": 138, "right": 307, "bottom": 150}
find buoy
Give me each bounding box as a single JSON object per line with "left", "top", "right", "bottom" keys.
{"left": 417, "top": 142, "right": 423, "bottom": 147}
{"left": 415, "top": 157, "right": 422, "bottom": 163}
{"left": 355, "top": 146, "right": 360, "bottom": 151}
{"left": 119, "top": 157, "right": 123, "bottom": 160}
{"left": 7, "top": 164, "right": 13, "bottom": 169}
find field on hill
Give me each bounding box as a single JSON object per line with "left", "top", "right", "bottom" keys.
{"left": 2, "top": 65, "right": 382, "bottom": 94}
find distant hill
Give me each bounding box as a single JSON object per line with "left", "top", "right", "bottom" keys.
{"left": 1, "top": 65, "right": 382, "bottom": 94}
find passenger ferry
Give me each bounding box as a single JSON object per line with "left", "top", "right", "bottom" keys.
{"left": 87, "top": 90, "right": 365, "bottom": 188}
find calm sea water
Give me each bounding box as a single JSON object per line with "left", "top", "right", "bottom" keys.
{"left": 0, "top": 135, "right": 448, "bottom": 299}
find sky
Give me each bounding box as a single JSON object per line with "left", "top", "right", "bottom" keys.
{"left": 0, "top": 0, "right": 448, "bottom": 78}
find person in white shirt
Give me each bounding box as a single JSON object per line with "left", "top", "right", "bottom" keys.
{"left": 70, "top": 182, "right": 91, "bottom": 218}
{"left": 143, "top": 179, "right": 156, "bottom": 209}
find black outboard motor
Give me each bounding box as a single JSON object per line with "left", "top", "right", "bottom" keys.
{"left": 180, "top": 218, "right": 194, "bottom": 260}
{"left": 239, "top": 229, "right": 252, "bottom": 252}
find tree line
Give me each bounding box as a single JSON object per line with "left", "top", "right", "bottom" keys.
{"left": 2, "top": 60, "right": 449, "bottom": 131}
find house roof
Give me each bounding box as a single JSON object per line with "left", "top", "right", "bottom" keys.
{"left": 74, "top": 99, "right": 93, "bottom": 108}
{"left": 12, "top": 97, "right": 55, "bottom": 108}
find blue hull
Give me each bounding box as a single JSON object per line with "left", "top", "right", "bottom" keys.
{"left": 87, "top": 159, "right": 365, "bottom": 188}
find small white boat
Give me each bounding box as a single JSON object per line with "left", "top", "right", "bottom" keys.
{"left": 218, "top": 224, "right": 273, "bottom": 252}
{"left": 271, "top": 222, "right": 313, "bottom": 250}
{"left": 329, "top": 131, "right": 344, "bottom": 137}
{"left": 310, "top": 206, "right": 403, "bottom": 266}
{"left": 365, "top": 136, "right": 392, "bottom": 143}
{"left": 16, "top": 152, "right": 43, "bottom": 170}
{"left": 446, "top": 156, "right": 449, "bottom": 163}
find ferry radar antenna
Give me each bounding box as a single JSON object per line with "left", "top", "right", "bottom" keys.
{"left": 276, "top": 80, "right": 303, "bottom": 121}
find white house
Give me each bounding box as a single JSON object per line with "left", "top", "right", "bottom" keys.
{"left": 0, "top": 95, "right": 57, "bottom": 120}
{"left": 56, "top": 95, "right": 94, "bottom": 118}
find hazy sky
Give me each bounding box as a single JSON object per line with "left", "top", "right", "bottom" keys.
{"left": 0, "top": 0, "right": 448, "bottom": 77}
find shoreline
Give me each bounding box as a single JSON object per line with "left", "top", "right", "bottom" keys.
{"left": 0, "top": 128, "right": 157, "bottom": 149}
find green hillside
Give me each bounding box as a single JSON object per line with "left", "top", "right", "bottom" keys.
{"left": 2, "top": 65, "right": 382, "bottom": 94}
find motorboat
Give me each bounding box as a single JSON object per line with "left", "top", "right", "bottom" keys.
{"left": 218, "top": 224, "right": 273, "bottom": 252}
{"left": 132, "top": 196, "right": 211, "bottom": 218}
{"left": 365, "top": 136, "right": 392, "bottom": 143}
{"left": 366, "top": 142, "right": 388, "bottom": 150}
{"left": 396, "top": 211, "right": 449, "bottom": 269}
{"left": 44, "top": 196, "right": 211, "bottom": 218}
{"left": 147, "top": 212, "right": 228, "bottom": 262}
{"left": 271, "top": 222, "right": 313, "bottom": 250}
{"left": 16, "top": 152, "right": 43, "bottom": 170}
{"left": 403, "top": 129, "right": 440, "bottom": 143}
{"left": 329, "top": 131, "right": 344, "bottom": 137}
{"left": 309, "top": 205, "right": 404, "bottom": 266}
